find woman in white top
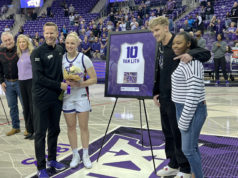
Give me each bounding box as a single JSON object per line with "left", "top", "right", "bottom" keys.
{"left": 171, "top": 32, "right": 207, "bottom": 178}
{"left": 63, "top": 32, "right": 97, "bottom": 169}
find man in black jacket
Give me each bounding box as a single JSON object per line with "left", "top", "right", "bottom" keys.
{"left": 31, "top": 22, "right": 68, "bottom": 178}
{"left": 149, "top": 16, "right": 211, "bottom": 178}
{"left": 230, "top": 2, "right": 238, "bottom": 23}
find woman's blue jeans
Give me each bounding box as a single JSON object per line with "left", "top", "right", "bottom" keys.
{"left": 175, "top": 101, "right": 207, "bottom": 178}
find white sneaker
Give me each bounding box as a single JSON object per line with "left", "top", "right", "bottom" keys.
{"left": 82, "top": 155, "right": 92, "bottom": 169}
{"left": 156, "top": 166, "right": 179, "bottom": 176}
{"left": 175, "top": 172, "right": 192, "bottom": 178}
{"left": 70, "top": 154, "right": 80, "bottom": 168}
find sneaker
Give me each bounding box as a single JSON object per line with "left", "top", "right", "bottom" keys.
{"left": 47, "top": 160, "right": 67, "bottom": 171}
{"left": 215, "top": 80, "right": 220, "bottom": 87}
{"left": 156, "top": 165, "right": 179, "bottom": 176}
{"left": 37, "top": 169, "right": 49, "bottom": 178}
{"left": 82, "top": 155, "right": 92, "bottom": 169}
{"left": 225, "top": 81, "right": 230, "bottom": 87}
{"left": 70, "top": 154, "right": 80, "bottom": 168}
{"left": 6, "top": 128, "right": 20, "bottom": 136}
{"left": 175, "top": 172, "right": 192, "bottom": 178}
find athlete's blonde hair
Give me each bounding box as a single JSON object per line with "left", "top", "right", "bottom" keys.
{"left": 66, "top": 32, "right": 81, "bottom": 45}
{"left": 149, "top": 16, "right": 169, "bottom": 30}
{"left": 16, "top": 34, "right": 34, "bottom": 57}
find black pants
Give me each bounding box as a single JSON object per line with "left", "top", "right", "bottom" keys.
{"left": 159, "top": 99, "right": 190, "bottom": 173}
{"left": 34, "top": 99, "right": 62, "bottom": 170}
{"left": 214, "top": 56, "right": 228, "bottom": 80}
{"left": 19, "top": 79, "right": 34, "bottom": 133}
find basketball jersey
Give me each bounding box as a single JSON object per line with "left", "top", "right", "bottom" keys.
{"left": 117, "top": 42, "right": 145, "bottom": 84}
{"left": 62, "top": 52, "right": 93, "bottom": 100}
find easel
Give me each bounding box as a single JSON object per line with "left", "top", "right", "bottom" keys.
{"left": 0, "top": 96, "right": 10, "bottom": 125}
{"left": 96, "top": 97, "right": 157, "bottom": 174}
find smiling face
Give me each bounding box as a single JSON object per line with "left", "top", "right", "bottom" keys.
{"left": 43, "top": 26, "right": 58, "bottom": 46}
{"left": 2, "top": 34, "right": 15, "bottom": 49}
{"left": 172, "top": 35, "right": 191, "bottom": 56}
{"left": 150, "top": 24, "right": 168, "bottom": 43}
{"left": 65, "top": 36, "right": 78, "bottom": 54}
{"left": 18, "top": 37, "right": 28, "bottom": 51}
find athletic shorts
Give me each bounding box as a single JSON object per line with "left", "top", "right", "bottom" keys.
{"left": 62, "top": 97, "right": 91, "bottom": 113}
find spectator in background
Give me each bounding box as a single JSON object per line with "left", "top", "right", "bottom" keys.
{"left": 200, "top": 0, "right": 207, "bottom": 7}
{"left": 92, "top": 25, "right": 99, "bottom": 37}
{"left": 196, "top": 13, "right": 204, "bottom": 34}
{"left": 225, "top": 12, "right": 232, "bottom": 29}
{"left": 58, "top": 37, "right": 66, "bottom": 53}
{"left": 130, "top": 18, "right": 139, "bottom": 30}
{"left": 1, "top": 5, "right": 7, "bottom": 15}
{"left": 212, "top": 34, "right": 229, "bottom": 87}
{"left": 31, "top": 10, "right": 37, "bottom": 20}
{"left": 119, "top": 19, "right": 127, "bottom": 31}
{"left": 64, "top": 4, "right": 69, "bottom": 17}
{"left": 47, "top": 6, "right": 51, "bottom": 17}
{"left": 74, "top": 14, "right": 79, "bottom": 26}
{"left": 224, "top": 22, "right": 236, "bottom": 41}
{"left": 81, "top": 36, "right": 91, "bottom": 57}
{"left": 85, "top": 27, "right": 92, "bottom": 37}
{"left": 100, "top": 33, "right": 108, "bottom": 59}
{"left": 149, "top": 12, "right": 156, "bottom": 21}
{"left": 79, "top": 29, "right": 86, "bottom": 41}
{"left": 208, "top": 15, "right": 217, "bottom": 34}
{"left": 137, "top": 16, "right": 143, "bottom": 27}
{"left": 49, "top": 12, "right": 54, "bottom": 18}
{"left": 69, "top": 13, "right": 75, "bottom": 26}
{"left": 230, "top": 2, "right": 238, "bottom": 23}
{"left": 69, "top": 4, "right": 75, "bottom": 14}
{"left": 205, "top": 1, "right": 214, "bottom": 20}
{"left": 183, "top": 20, "right": 191, "bottom": 32}
{"left": 125, "top": 17, "right": 131, "bottom": 30}
{"left": 33, "top": 32, "right": 40, "bottom": 42}
{"left": 215, "top": 19, "right": 225, "bottom": 38}
{"left": 91, "top": 37, "right": 101, "bottom": 59}
{"left": 4, "top": 25, "right": 10, "bottom": 32}
{"left": 19, "top": 26, "right": 24, "bottom": 34}
{"left": 166, "top": 0, "right": 174, "bottom": 14}
{"left": 200, "top": 5, "right": 206, "bottom": 20}
{"left": 195, "top": 30, "right": 206, "bottom": 48}
{"left": 107, "top": 21, "right": 114, "bottom": 31}
{"left": 188, "top": 16, "right": 195, "bottom": 31}
{"left": 61, "top": 25, "right": 68, "bottom": 38}
{"left": 88, "top": 32, "right": 95, "bottom": 45}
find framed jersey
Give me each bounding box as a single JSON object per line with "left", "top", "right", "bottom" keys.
{"left": 105, "top": 30, "right": 158, "bottom": 99}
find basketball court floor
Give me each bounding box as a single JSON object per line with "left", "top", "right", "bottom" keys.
{"left": 0, "top": 84, "right": 237, "bottom": 178}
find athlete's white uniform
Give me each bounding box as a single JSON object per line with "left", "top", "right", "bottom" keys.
{"left": 62, "top": 52, "right": 93, "bottom": 113}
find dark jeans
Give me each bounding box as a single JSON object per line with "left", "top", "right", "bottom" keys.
{"left": 19, "top": 79, "right": 34, "bottom": 133}
{"left": 5, "top": 80, "right": 22, "bottom": 129}
{"left": 34, "top": 99, "right": 62, "bottom": 170}
{"left": 214, "top": 56, "right": 228, "bottom": 80}
{"left": 159, "top": 99, "right": 190, "bottom": 173}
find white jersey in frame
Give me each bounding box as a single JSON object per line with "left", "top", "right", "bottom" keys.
{"left": 117, "top": 42, "right": 145, "bottom": 84}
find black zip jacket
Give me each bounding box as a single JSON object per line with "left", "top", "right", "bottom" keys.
{"left": 31, "top": 42, "right": 64, "bottom": 103}
{"left": 153, "top": 34, "right": 211, "bottom": 100}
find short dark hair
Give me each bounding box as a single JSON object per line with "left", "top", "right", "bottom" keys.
{"left": 176, "top": 31, "right": 198, "bottom": 49}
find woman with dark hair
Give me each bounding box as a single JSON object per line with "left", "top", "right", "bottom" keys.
{"left": 212, "top": 33, "right": 229, "bottom": 86}
{"left": 171, "top": 32, "right": 207, "bottom": 178}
